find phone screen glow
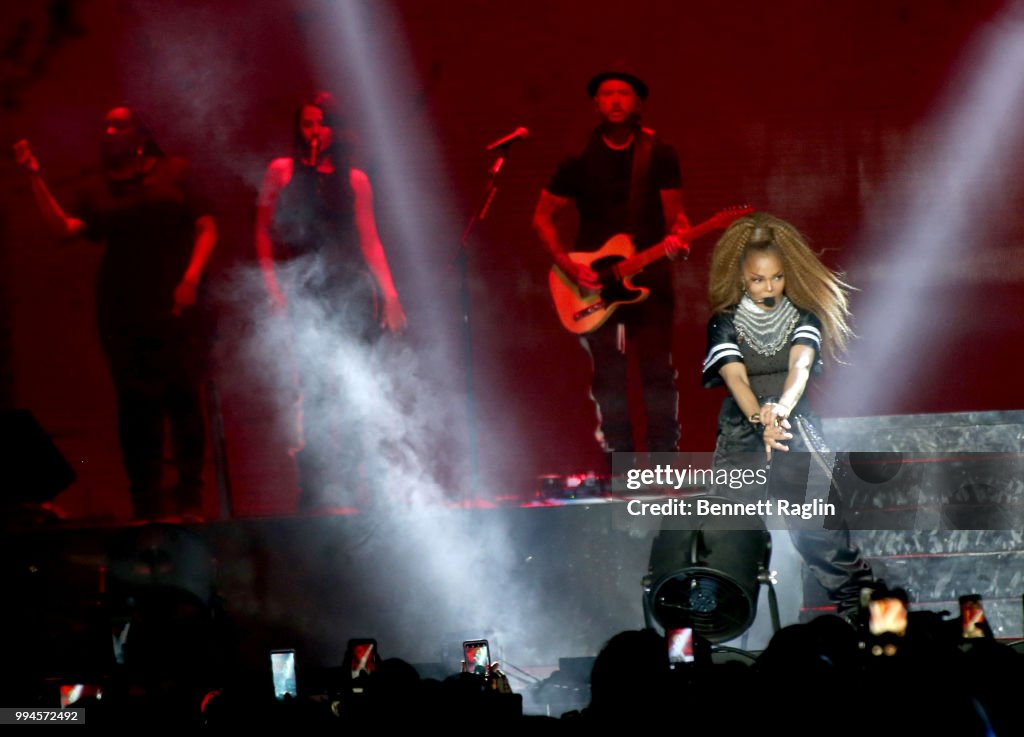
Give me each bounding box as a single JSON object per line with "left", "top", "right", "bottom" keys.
{"left": 351, "top": 642, "right": 376, "bottom": 678}
{"left": 271, "top": 650, "right": 297, "bottom": 700}
{"left": 667, "top": 628, "right": 694, "bottom": 664}
{"left": 464, "top": 642, "right": 490, "bottom": 674}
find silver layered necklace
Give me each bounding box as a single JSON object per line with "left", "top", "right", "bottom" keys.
{"left": 735, "top": 295, "right": 799, "bottom": 356}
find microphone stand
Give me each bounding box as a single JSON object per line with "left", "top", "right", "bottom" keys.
{"left": 450, "top": 142, "right": 515, "bottom": 499}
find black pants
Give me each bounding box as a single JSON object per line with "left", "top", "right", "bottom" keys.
{"left": 711, "top": 400, "right": 873, "bottom": 614}
{"left": 291, "top": 342, "right": 371, "bottom": 510}
{"left": 285, "top": 270, "right": 382, "bottom": 511}
{"left": 101, "top": 316, "right": 207, "bottom": 518}
{"left": 581, "top": 300, "right": 678, "bottom": 454}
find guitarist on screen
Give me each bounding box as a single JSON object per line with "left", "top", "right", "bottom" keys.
{"left": 532, "top": 69, "right": 690, "bottom": 464}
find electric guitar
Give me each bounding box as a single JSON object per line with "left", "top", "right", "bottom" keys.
{"left": 549, "top": 205, "right": 753, "bottom": 334}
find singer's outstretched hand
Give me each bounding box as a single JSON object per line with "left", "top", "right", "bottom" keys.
{"left": 759, "top": 401, "right": 789, "bottom": 428}
{"left": 763, "top": 419, "right": 792, "bottom": 460}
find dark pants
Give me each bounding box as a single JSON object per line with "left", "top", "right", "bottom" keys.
{"left": 286, "top": 271, "right": 382, "bottom": 511}
{"left": 291, "top": 344, "right": 371, "bottom": 510}
{"left": 711, "top": 399, "right": 873, "bottom": 614}
{"left": 581, "top": 300, "right": 678, "bottom": 454}
{"left": 101, "top": 316, "right": 207, "bottom": 519}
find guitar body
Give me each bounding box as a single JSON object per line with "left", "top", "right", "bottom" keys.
{"left": 549, "top": 234, "right": 650, "bottom": 335}
{"left": 547, "top": 206, "right": 753, "bottom": 335}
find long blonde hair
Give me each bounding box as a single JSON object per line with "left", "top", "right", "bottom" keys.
{"left": 708, "top": 212, "right": 853, "bottom": 362}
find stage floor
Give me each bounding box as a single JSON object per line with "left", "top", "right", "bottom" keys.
{"left": 5, "top": 475, "right": 1024, "bottom": 716}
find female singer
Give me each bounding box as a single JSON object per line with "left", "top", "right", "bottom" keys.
{"left": 255, "top": 92, "right": 406, "bottom": 510}
{"left": 702, "top": 212, "right": 874, "bottom": 621}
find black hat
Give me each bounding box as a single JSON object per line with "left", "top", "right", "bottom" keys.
{"left": 586, "top": 71, "right": 649, "bottom": 101}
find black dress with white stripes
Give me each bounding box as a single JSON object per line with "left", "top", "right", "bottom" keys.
{"left": 702, "top": 304, "right": 827, "bottom": 456}
{"left": 700, "top": 303, "right": 875, "bottom": 613}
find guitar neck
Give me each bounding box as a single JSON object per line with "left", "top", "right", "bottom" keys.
{"left": 614, "top": 218, "right": 726, "bottom": 278}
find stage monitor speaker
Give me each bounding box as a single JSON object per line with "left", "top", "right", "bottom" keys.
{"left": 644, "top": 497, "right": 772, "bottom": 644}
{"left": 0, "top": 409, "right": 76, "bottom": 504}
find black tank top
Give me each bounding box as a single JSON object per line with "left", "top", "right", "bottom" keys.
{"left": 271, "top": 162, "right": 379, "bottom": 333}
{"left": 271, "top": 162, "right": 360, "bottom": 267}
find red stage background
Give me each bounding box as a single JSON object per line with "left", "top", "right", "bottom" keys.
{"left": 1, "top": 0, "right": 1021, "bottom": 518}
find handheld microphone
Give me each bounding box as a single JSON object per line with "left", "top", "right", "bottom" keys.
{"left": 758, "top": 297, "right": 776, "bottom": 307}
{"left": 309, "top": 135, "right": 319, "bottom": 166}
{"left": 485, "top": 126, "right": 529, "bottom": 151}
